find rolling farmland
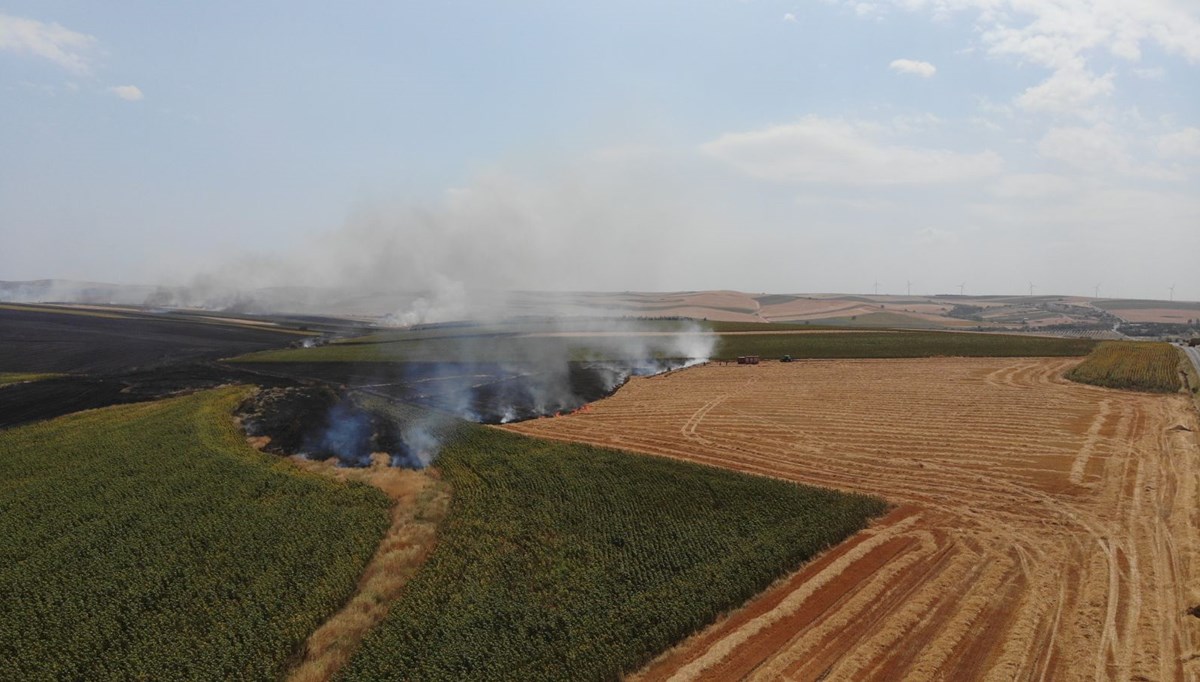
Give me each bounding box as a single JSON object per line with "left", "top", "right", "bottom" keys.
{"left": 507, "top": 358, "right": 1200, "bottom": 680}
{"left": 3, "top": 301, "right": 1193, "bottom": 680}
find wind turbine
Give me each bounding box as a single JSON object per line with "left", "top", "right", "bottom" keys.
{"left": 957, "top": 282, "right": 966, "bottom": 296}
{"left": 907, "top": 280, "right": 913, "bottom": 297}
{"left": 1093, "top": 283, "right": 1100, "bottom": 299}
{"left": 1028, "top": 282, "right": 1036, "bottom": 297}
{"left": 1170, "top": 283, "right": 1176, "bottom": 302}
{"left": 873, "top": 280, "right": 879, "bottom": 296}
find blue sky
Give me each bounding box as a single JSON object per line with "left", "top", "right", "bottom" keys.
{"left": 1, "top": 1, "right": 1198, "bottom": 300}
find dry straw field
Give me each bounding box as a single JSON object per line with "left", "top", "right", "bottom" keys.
{"left": 507, "top": 357, "right": 1200, "bottom": 681}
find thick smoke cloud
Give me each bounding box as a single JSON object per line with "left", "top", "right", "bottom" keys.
{"left": 194, "top": 160, "right": 723, "bottom": 467}
{"left": 145, "top": 155, "right": 739, "bottom": 321}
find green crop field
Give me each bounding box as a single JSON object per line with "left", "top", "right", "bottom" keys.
{"left": 234, "top": 335, "right": 641, "bottom": 363}
{"left": 341, "top": 418, "right": 886, "bottom": 681}
{"left": 704, "top": 320, "right": 845, "bottom": 332}
{"left": 233, "top": 332, "right": 714, "bottom": 364}
{"left": 0, "top": 388, "right": 391, "bottom": 681}
{"left": 714, "top": 331, "right": 1095, "bottom": 360}
{"left": 803, "top": 311, "right": 947, "bottom": 328}
{"left": 0, "top": 372, "right": 61, "bottom": 386}
{"left": 1066, "top": 341, "right": 1184, "bottom": 393}
{"left": 233, "top": 326, "right": 1094, "bottom": 365}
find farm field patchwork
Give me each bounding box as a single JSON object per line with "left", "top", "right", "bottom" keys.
{"left": 0, "top": 388, "right": 391, "bottom": 681}
{"left": 507, "top": 357, "right": 1200, "bottom": 681}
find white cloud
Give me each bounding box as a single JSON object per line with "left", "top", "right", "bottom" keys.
{"left": 1132, "top": 66, "right": 1165, "bottom": 80}
{"left": 108, "top": 84, "right": 143, "bottom": 101}
{"left": 1156, "top": 127, "right": 1200, "bottom": 157}
{"left": 890, "top": 112, "right": 943, "bottom": 132}
{"left": 1038, "top": 124, "right": 1180, "bottom": 180}
{"left": 969, "top": 116, "right": 1004, "bottom": 132}
{"left": 889, "top": 58, "right": 936, "bottom": 77}
{"left": 702, "top": 115, "right": 1003, "bottom": 185}
{"left": 915, "top": 226, "right": 959, "bottom": 246}
{"left": 783, "top": 13, "right": 799, "bottom": 23}
{"left": 0, "top": 13, "right": 96, "bottom": 74}
{"left": 1014, "top": 62, "right": 1114, "bottom": 114}
{"left": 855, "top": 3, "right": 882, "bottom": 17}
{"left": 882, "top": 1, "right": 1200, "bottom": 117}
{"left": 988, "top": 173, "right": 1078, "bottom": 199}
{"left": 896, "top": 0, "right": 1200, "bottom": 64}
{"left": 1038, "top": 124, "right": 1129, "bottom": 169}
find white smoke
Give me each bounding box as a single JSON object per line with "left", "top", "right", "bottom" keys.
{"left": 124, "top": 146, "right": 750, "bottom": 317}
{"left": 393, "top": 423, "right": 442, "bottom": 469}
{"left": 382, "top": 276, "right": 468, "bottom": 327}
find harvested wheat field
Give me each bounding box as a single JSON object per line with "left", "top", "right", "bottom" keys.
{"left": 505, "top": 357, "right": 1200, "bottom": 681}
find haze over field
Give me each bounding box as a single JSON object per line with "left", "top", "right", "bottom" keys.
{"left": 1, "top": 2, "right": 1198, "bottom": 304}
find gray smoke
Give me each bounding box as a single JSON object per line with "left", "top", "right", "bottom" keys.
{"left": 126, "top": 151, "right": 740, "bottom": 318}
{"left": 9, "top": 159, "right": 726, "bottom": 469}
{"left": 387, "top": 317, "right": 716, "bottom": 426}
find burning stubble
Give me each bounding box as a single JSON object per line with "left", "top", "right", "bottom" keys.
{"left": 240, "top": 321, "right": 716, "bottom": 468}
{"left": 385, "top": 320, "right": 717, "bottom": 425}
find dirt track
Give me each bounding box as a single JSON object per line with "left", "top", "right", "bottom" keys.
{"left": 505, "top": 358, "right": 1200, "bottom": 681}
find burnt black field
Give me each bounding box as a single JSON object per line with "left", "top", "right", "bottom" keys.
{"left": 0, "top": 306, "right": 310, "bottom": 428}
{"left": 0, "top": 362, "right": 301, "bottom": 429}
{"left": 0, "top": 306, "right": 675, "bottom": 435}
{"left": 233, "top": 359, "right": 669, "bottom": 423}
{"left": 0, "top": 307, "right": 312, "bottom": 374}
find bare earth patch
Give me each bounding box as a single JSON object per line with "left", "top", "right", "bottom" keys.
{"left": 1111, "top": 308, "right": 1200, "bottom": 324}
{"left": 506, "top": 357, "right": 1200, "bottom": 681}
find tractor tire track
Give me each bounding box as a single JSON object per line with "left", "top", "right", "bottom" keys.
{"left": 505, "top": 356, "right": 1200, "bottom": 681}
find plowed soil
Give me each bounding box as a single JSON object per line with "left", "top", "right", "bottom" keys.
{"left": 505, "top": 358, "right": 1200, "bottom": 681}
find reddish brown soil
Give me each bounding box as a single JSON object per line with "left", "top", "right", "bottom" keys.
{"left": 505, "top": 357, "right": 1200, "bottom": 681}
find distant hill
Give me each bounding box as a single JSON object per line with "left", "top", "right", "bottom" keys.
{"left": 1, "top": 281, "right": 1195, "bottom": 328}
{"left": 0, "top": 279, "right": 157, "bottom": 305}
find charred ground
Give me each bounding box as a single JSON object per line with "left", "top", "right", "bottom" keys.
{"left": 0, "top": 305, "right": 317, "bottom": 374}
{"left": 0, "top": 306, "right": 707, "bottom": 455}
{"left": 237, "top": 386, "right": 434, "bottom": 468}
{"left": 233, "top": 358, "right": 692, "bottom": 424}
{"left": 0, "top": 306, "right": 314, "bottom": 429}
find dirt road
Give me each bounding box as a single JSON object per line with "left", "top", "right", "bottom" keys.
{"left": 505, "top": 358, "right": 1200, "bottom": 680}
{"left": 1185, "top": 345, "right": 1200, "bottom": 377}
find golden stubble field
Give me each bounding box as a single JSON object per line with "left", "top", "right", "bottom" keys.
{"left": 505, "top": 357, "right": 1200, "bottom": 681}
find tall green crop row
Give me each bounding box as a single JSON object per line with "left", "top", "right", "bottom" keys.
{"left": 714, "top": 331, "right": 1095, "bottom": 360}
{"left": 341, "top": 425, "right": 887, "bottom": 681}
{"left": 0, "top": 388, "right": 391, "bottom": 681}
{"left": 232, "top": 329, "right": 1096, "bottom": 365}
{"left": 1066, "top": 341, "right": 1183, "bottom": 393}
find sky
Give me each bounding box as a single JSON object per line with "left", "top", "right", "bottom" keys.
{"left": 1, "top": 0, "right": 1198, "bottom": 301}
